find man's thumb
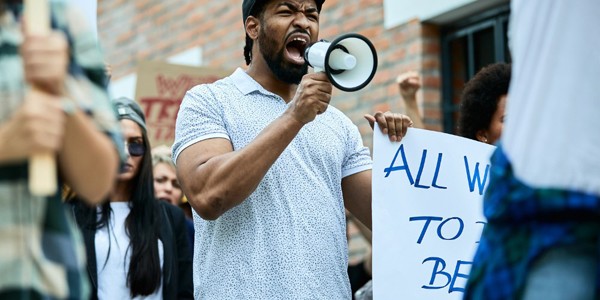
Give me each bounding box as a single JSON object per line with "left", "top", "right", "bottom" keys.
{"left": 364, "top": 114, "right": 375, "bottom": 129}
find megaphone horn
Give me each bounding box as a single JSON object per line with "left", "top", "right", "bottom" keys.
{"left": 304, "top": 33, "right": 378, "bottom": 92}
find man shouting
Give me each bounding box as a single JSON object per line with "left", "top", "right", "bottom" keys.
{"left": 172, "top": 0, "right": 411, "bottom": 299}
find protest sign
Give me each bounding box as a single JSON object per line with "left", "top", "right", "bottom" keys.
{"left": 134, "top": 60, "right": 231, "bottom": 147}
{"left": 372, "top": 127, "right": 496, "bottom": 299}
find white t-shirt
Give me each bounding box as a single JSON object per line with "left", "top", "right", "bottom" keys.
{"left": 95, "top": 202, "right": 164, "bottom": 300}
{"left": 503, "top": 0, "right": 600, "bottom": 196}
{"left": 172, "top": 68, "right": 372, "bottom": 299}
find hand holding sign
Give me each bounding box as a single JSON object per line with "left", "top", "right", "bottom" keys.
{"left": 372, "top": 126, "right": 495, "bottom": 300}
{"left": 364, "top": 112, "right": 413, "bottom": 142}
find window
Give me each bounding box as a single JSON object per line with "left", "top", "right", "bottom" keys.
{"left": 440, "top": 5, "right": 510, "bottom": 134}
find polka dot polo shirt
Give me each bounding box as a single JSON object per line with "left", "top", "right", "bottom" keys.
{"left": 173, "top": 68, "right": 372, "bottom": 300}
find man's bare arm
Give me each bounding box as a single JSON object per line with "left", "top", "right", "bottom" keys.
{"left": 177, "top": 113, "right": 303, "bottom": 220}
{"left": 58, "top": 108, "right": 120, "bottom": 205}
{"left": 397, "top": 72, "right": 424, "bottom": 129}
{"left": 342, "top": 170, "right": 373, "bottom": 230}
{"left": 345, "top": 111, "right": 413, "bottom": 229}
{"left": 177, "top": 72, "right": 332, "bottom": 220}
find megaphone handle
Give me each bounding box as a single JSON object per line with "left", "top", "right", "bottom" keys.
{"left": 25, "top": 0, "right": 57, "bottom": 196}
{"left": 314, "top": 67, "right": 324, "bottom": 73}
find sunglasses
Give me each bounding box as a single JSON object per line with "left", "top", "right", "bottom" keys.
{"left": 127, "top": 142, "right": 146, "bottom": 157}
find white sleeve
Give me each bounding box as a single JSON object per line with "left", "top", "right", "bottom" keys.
{"left": 171, "top": 85, "right": 229, "bottom": 165}
{"left": 342, "top": 121, "right": 372, "bottom": 178}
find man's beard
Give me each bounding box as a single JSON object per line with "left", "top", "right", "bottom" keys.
{"left": 258, "top": 25, "right": 308, "bottom": 85}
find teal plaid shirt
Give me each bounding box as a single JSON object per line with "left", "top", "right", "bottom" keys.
{"left": 464, "top": 147, "right": 600, "bottom": 300}
{"left": 0, "top": 3, "right": 122, "bottom": 299}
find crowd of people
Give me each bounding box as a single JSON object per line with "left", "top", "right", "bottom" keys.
{"left": 0, "top": 0, "right": 598, "bottom": 299}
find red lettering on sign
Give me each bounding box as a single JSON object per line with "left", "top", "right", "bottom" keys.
{"left": 141, "top": 71, "right": 225, "bottom": 145}
{"left": 154, "top": 127, "right": 163, "bottom": 141}
{"left": 157, "top": 98, "right": 182, "bottom": 122}
{"left": 139, "top": 97, "right": 182, "bottom": 122}
{"left": 164, "top": 126, "right": 176, "bottom": 142}
{"left": 139, "top": 98, "right": 162, "bottom": 120}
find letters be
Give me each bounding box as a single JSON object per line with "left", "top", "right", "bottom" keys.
{"left": 422, "top": 257, "right": 472, "bottom": 293}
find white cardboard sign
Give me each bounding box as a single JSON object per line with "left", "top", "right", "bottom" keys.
{"left": 372, "top": 127, "right": 495, "bottom": 299}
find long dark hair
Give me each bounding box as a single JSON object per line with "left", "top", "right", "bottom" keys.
{"left": 72, "top": 124, "right": 162, "bottom": 297}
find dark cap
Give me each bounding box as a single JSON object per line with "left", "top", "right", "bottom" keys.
{"left": 242, "top": 0, "right": 325, "bottom": 27}
{"left": 113, "top": 97, "right": 147, "bottom": 131}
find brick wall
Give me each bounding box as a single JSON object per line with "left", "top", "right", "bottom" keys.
{"left": 98, "top": 0, "right": 444, "bottom": 264}
{"left": 98, "top": 0, "right": 444, "bottom": 149}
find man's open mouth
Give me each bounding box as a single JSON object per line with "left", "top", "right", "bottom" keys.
{"left": 284, "top": 34, "right": 309, "bottom": 65}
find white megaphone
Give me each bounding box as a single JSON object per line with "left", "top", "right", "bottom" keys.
{"left": 304, "top": 33, "right": 378, "bottom": 92}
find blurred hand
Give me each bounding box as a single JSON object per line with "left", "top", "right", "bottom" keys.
{"left": 364, "top": 111, "right": 413, "bottom": 142}
{"left": 397, "top": 71, "right": 421, "bottom": 101}
{"left": 21, "top": 30, "right": 69, "bottom": 95}
{"left": 0, "top": 90, "right": 67, "bottom": 163}
{"left": 285, "top": 72, "right": 332, "bottom": 124}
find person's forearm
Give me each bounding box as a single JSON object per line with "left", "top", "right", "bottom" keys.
{"left": 350, "top": 196, "right": 372, "bottom": 231}
{"left": 187, "top": 113, "right": 303, "bottom": 220}
{"left": 342, "top": 170, "right": 373, "bottom": 230}
{"left": 58, "top": 109, "right": 119, "bottom": 205}
{"left": 353, "top": 217, "right": 372, "bottom": 244}
{"left": 364, "top": 249, "right": 372, "bottom": 277}
{"left": 403, "top": 95, "right": 424, "bottom": 129}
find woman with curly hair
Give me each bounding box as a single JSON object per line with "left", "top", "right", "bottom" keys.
{"left": 396, "top": 63, "right": 510, "bottom": 144}
{"left": 458, "top": 62, "right": 511, "bottom": 144}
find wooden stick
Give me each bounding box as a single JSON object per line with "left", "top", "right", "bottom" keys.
{"left": 24, "top": 0, "right": 57, "bottom": 196}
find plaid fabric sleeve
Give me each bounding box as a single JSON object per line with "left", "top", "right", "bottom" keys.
{"left": 51, "top": 3, "right": 125, "bottom": 162}
{"left": 0, "top": 4, "right": 122, "bottom": 299}
{"left": 464, "top": 146, "right": 600, "bottom": 300}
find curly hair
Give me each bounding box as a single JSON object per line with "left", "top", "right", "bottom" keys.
{"left": 458, "top": 62, "right": 511, "bottom": 140}
{"left": 243, "top": 2, "right": 268, "bottom": 65}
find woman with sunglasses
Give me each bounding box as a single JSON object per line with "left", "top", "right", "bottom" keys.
{"left": 71, "top": 98, "right": 193, "bottom": 299}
